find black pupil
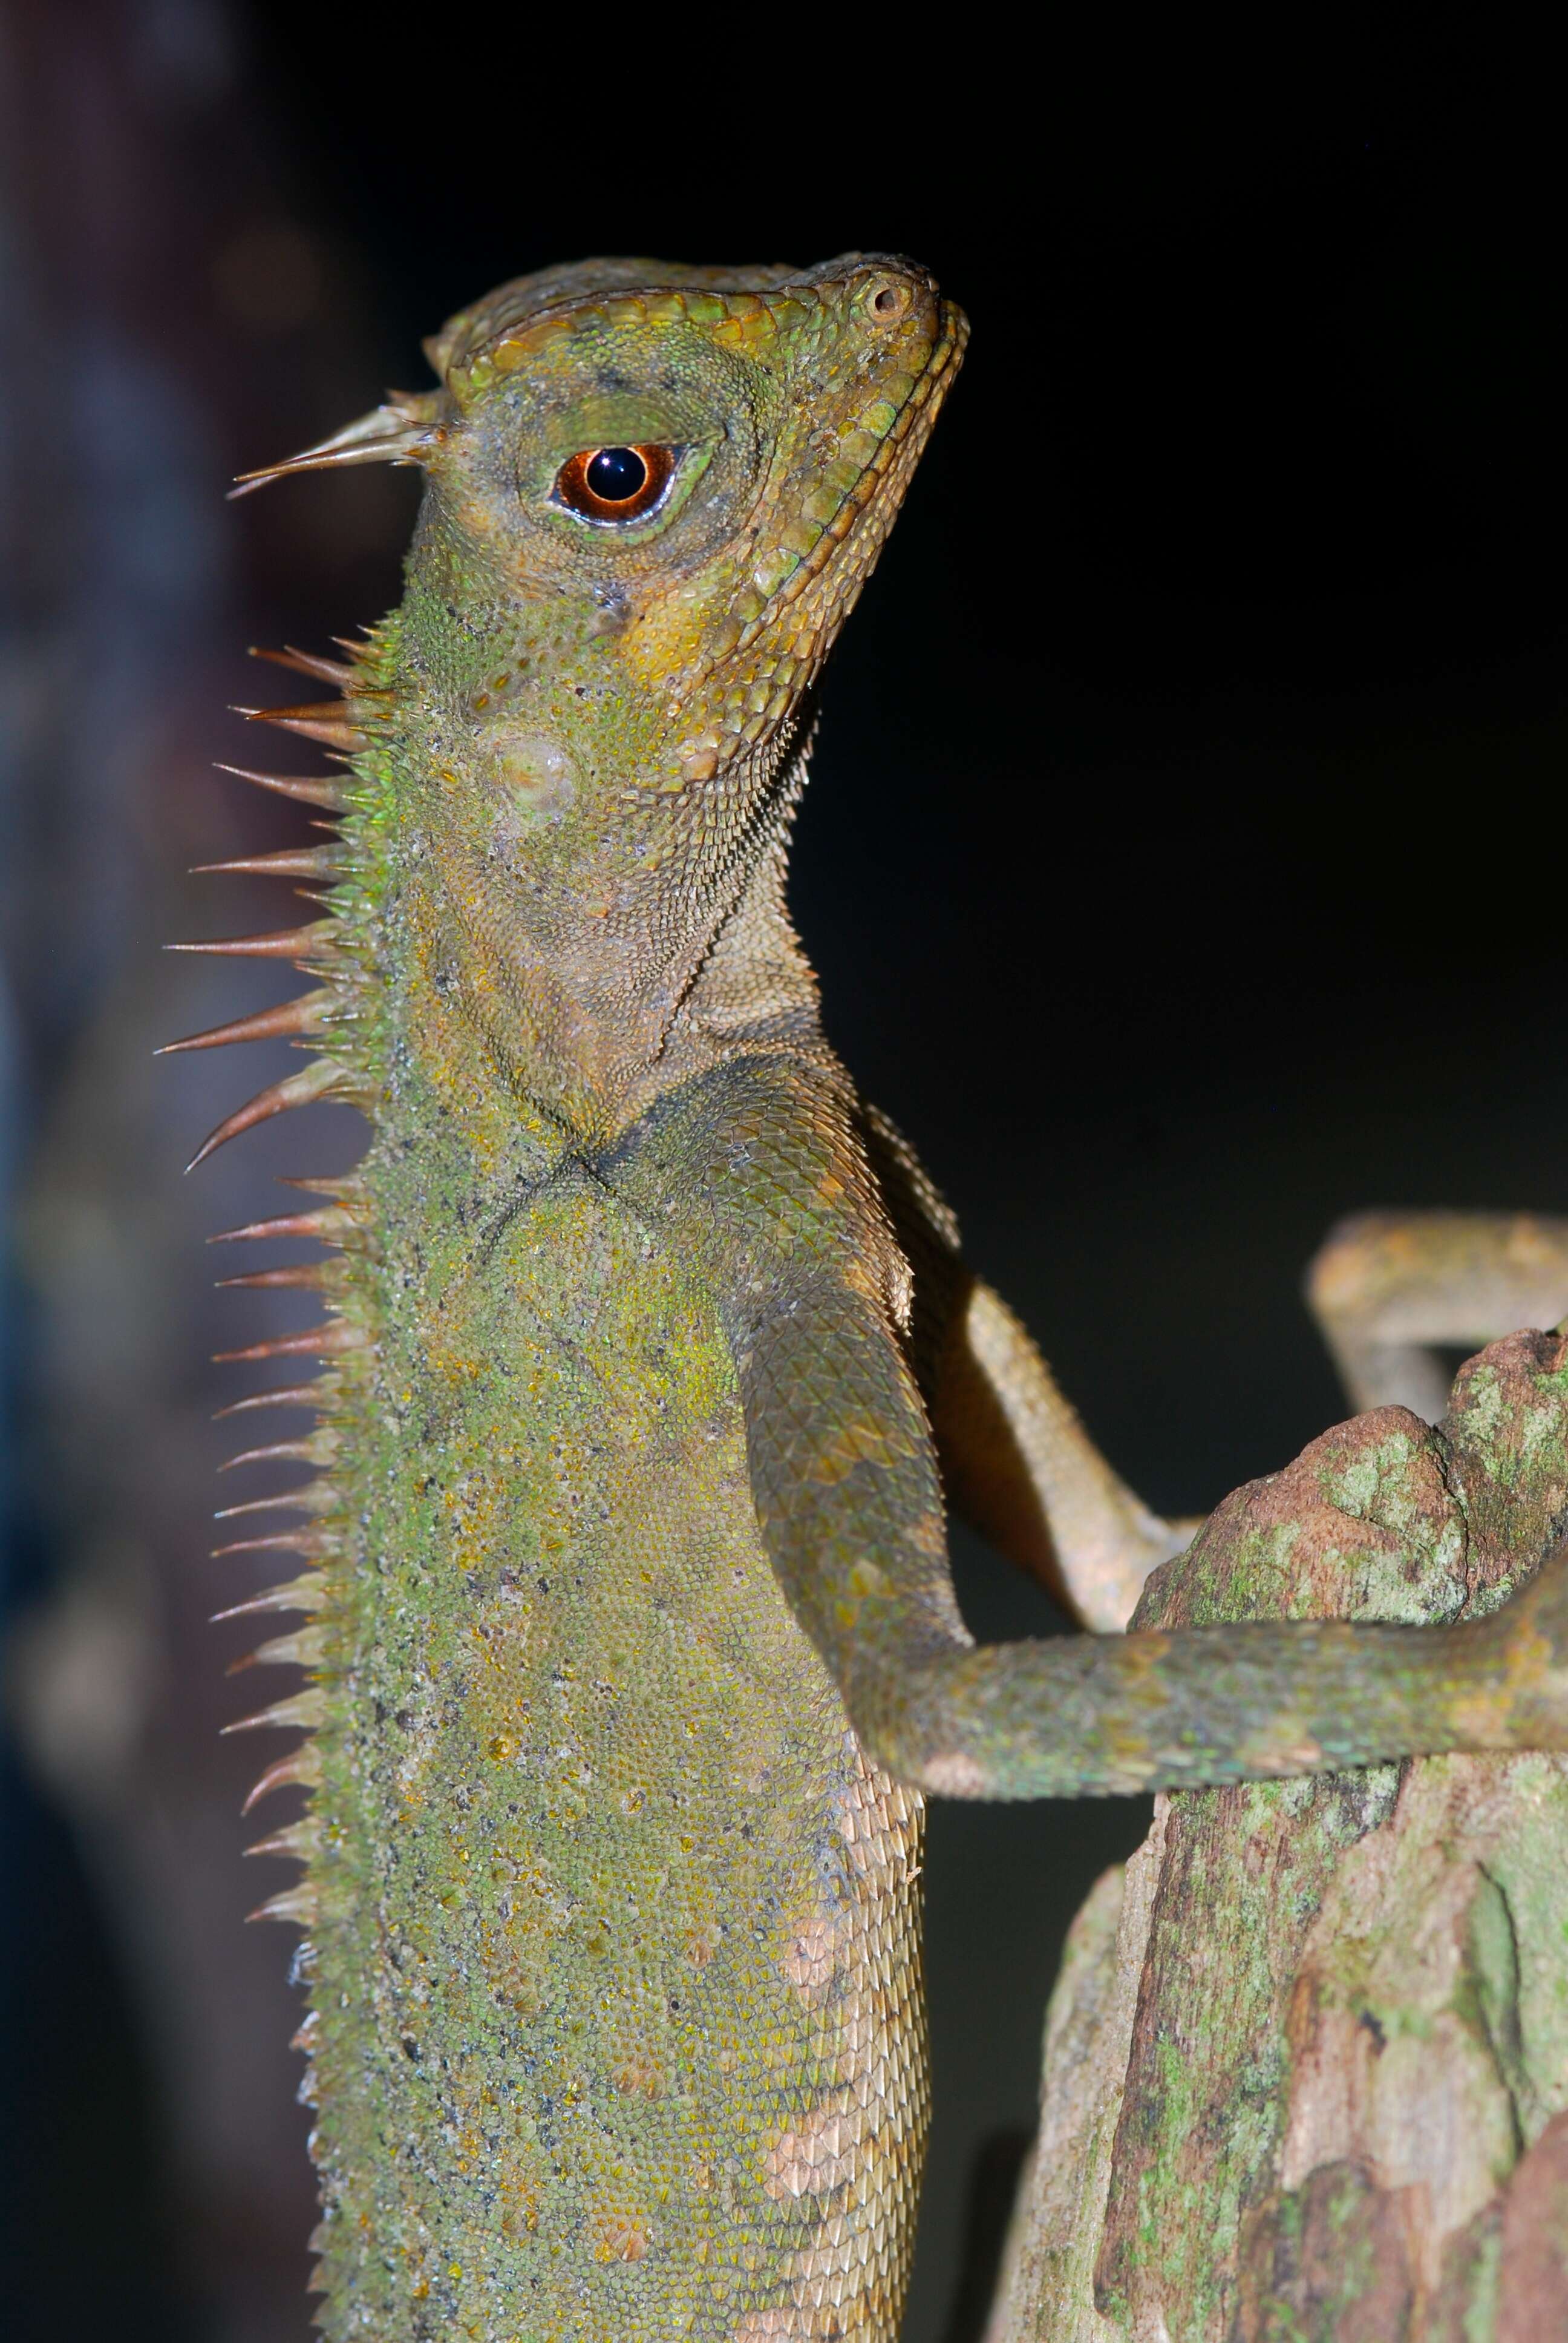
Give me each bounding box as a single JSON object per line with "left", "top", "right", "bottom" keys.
{"left": 585, "top": 446, "right": 648, "bottom": 503}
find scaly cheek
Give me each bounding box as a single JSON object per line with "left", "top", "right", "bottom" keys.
{"left": 603, "top": 596, "right": 739, "bottom": 790}
{"left": 618, "top": 586, "right": 725, "bottom": 700}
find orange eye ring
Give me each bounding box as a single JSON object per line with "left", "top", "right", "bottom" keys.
{"left": 554, "top": 443, "right": 677, "bottom": 521}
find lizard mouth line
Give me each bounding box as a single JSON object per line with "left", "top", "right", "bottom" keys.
{"left": 656, "top": 309, "right": 968, "bottom": 786}
{"left": 733, "top": 306, "right": 969, "bottom": 660}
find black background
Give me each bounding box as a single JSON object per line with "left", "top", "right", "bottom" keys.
{"left": 5, "top": 13, "right": 1566, "bottom": 2339}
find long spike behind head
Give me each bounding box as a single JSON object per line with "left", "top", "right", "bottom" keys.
{"left": 229, "top": 393, "right": 438, "bottom": 499}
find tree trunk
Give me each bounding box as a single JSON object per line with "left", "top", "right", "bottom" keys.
{"left": 986, "top": 1329, "right": 1568, "bottom": 2342}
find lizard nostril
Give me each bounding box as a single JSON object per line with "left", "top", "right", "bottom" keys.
{"left": 867, "top": 279, "right": 910, "bottom": 323}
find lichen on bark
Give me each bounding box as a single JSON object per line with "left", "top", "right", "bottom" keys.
{"left": 987, "top": 1330, "right": 1568, "bottom": 2342}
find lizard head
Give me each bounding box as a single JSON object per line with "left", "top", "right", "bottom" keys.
{"left": 234, "top": 257, "right": 965, "bottom": 1122}
{"left": 240, "top": 255, "right": 966, "bottom": 798}
{"left": 410, "top": 253, "right": 965, "bottom": 785}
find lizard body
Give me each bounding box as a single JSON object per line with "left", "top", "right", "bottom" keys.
{"left": 183, "top": 252, "right": 1568, "bottom": 2340}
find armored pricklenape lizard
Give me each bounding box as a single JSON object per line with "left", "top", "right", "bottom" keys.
{"left": 171, "top": 252, "right": 1568, "bottom": 2341}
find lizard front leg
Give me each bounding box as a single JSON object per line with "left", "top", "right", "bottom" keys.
{"left": 936, "top": 1207, "right": 1568, "bottom": 1634}
{"left": 1307, "top": 1207, "right": 1568, "bottom": 1416}
{"left": 934, "top": 1197, "right": 1568, "bottom": 1631}
{"left": 930, "top": 1280, "right": 1198, "bottom": 1632}
{"left": 861, "top": 1104, "right": 1197, "bottom": 1632}
{"left": 628, "top": 1058, "right": 1568, "bottom": 1803}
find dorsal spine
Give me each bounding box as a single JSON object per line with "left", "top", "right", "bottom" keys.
{"left": 171, "top": 639, "right": 388, "bottom": 2297}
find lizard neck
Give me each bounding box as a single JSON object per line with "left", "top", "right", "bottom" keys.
{"left": 367, "top": 592, "right": 825, "bottom": 1150}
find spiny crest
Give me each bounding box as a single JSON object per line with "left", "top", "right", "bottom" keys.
{"left": 168, "top": 641, "right": 379, "bottom": 2009}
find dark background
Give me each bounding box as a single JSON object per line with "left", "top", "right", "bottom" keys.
{"left": 3, "top": 9, "right": 1564, "bottom": 2339}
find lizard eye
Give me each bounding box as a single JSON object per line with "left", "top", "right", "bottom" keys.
{"left": 554, "top": 444, "right": 678, "bottom": 522}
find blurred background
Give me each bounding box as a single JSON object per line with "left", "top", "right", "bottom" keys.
{"left": 2, "top": 10, "right": 1564, "bottom": 2339}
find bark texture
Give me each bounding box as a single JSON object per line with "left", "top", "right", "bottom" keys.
{"left": 986, "top": 1329, "right": 1568, "bottom": 2342}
